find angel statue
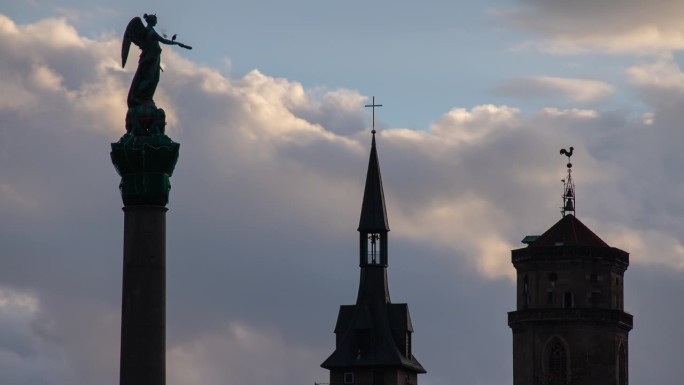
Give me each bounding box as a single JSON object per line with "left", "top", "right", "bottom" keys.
{"left": 122, "top": 13, "right": 192, "bottom": 109}
{"left": 111, "top": 14, "right": 185, "bottom": 207}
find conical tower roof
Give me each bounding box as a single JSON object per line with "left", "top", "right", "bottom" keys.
{"left": 358, "top": 133, "right": 390, "bottom": 232}
{"left": 530, "top": 213, "right": 609, "bottom": 248}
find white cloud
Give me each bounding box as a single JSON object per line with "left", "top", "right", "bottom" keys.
{"left": 512, "top": 27, "right": 684, "bottom": 55}
{"left": 537, "top": 107, "right": 598, "bottom": 119}
{"left": 627, "top": 57, "right": 684, "bottom": 90}
{"left": 642, "top": 112, "right": 655, "bottom": 125}
{"left": 495, "top": 76, "right": 614, "bottom": 103}
{"left": 602, "top": 226, "right": 684, "bottom": 270}
{"left": 430, "top": 104, "right": 522, "bottom": 144}
{"left": 391, "top": 195, "right": 517, "bottom": 280}
{"left": 0, "top": 287, "right": 38, "bottom": 315}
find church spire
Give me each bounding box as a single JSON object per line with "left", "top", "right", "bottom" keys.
{"left": 321, "top": 98, "right": 425, "bottom": 383}
{"left": 358, "top": 132, "right": 390, "bottom": 232}
{"left": 358, "top": 97, "right": 389, "bottom": 267}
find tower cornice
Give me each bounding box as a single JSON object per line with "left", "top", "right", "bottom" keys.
{"left": 508, "top": 308, "right": 633, "bottom": 331}
{"left": 512, "top": 245, "right": 629, "bottom": 271}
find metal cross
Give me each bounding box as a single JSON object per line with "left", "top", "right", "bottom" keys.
{"left": 365, "top": 96, "right": 383, "bottom": 134}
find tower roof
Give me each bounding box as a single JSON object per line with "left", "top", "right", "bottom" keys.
{"left": 321, "top": 299, "right": 426, "bottom": 373}
{"left": 530, "top": 214, "right": 609, "bottom": 248}
{"left": 358, "top": 133, "right": 390, "bottom": 232}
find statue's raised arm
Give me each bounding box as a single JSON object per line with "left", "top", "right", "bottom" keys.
{"left": 121, "top": 14, "right": 192, "bottom": 109}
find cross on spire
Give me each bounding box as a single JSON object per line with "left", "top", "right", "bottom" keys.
{"left": 365, "top": 96, "right": 383, "bottom": 134}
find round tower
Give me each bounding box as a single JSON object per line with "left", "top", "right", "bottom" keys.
{"left": 508, "top": 148, "right": 632, "bottom": 385}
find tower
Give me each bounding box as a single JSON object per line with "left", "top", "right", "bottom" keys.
{"left": 508, "top": 148, "right": 632, "bottom": 385}
{"left": 321, "top": 99, "right": 425, "bottom": 385}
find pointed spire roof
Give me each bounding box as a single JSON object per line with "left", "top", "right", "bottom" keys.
{"left": 358, "top": 133, "right": 390, "bottom": 232}
{"left": 530, "top": 214, "right": 609, "bottom": 248}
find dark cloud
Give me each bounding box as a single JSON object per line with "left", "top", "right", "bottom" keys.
{"left": 498, "top": 0, "right": 684, "bottom": 53}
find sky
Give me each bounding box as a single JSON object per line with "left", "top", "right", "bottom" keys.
{"left": 1, "top": 0, "right": 684, "bottom": 384}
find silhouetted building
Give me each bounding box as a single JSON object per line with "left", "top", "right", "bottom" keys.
{"left": 508, "top": 151, "right": 632, "bottom": 385}
{"left": 321, "top": 131, "right": 425, "bottom": 385}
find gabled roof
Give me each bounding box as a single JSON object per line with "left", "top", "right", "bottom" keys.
{"left": 358, "top": 134, "right": 390, "bottom": 232}
{"left": 530, "top": 214, "right": 609, "bottom": 248}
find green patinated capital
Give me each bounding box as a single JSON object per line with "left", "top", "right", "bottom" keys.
{"left": 111, "top": 102, "right": 179, "bottom": 206}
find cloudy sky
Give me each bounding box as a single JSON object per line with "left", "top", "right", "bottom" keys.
{"left": 2, "top": 0, "right": 684, "bottom": 384}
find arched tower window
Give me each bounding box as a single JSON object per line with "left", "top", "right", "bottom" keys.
{"left": 545, "top": 337, "right": 569, "bottom": 385}
{"left": 617, "top": 342, "right": 627, "bottom": 385}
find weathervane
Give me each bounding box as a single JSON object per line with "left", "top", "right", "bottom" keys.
{"left": 560, "top": 146, "right": 575, "bottom": 217}
{"left": 365, "top": 96, "right": 383, "bottom": 134}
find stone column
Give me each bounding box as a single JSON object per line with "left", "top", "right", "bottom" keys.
{"left": 119, "top": 205, "right": 167, "bottom": 385}
{"left": 112, "top": 103, "right": 179, "bottom": 385}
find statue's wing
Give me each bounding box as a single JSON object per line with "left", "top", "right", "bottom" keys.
{"left": 122, "top": 17, "right": 146, "bottom": 68}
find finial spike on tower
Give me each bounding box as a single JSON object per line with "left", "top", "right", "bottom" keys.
{"left": 365, "top": 96, "right": 383, "bottom": 135}
{"left": 560, "top": 146, "right": 576, "bottom": 217}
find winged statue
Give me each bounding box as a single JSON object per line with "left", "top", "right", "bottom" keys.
{"left": 121, "top": 14, "right": 192, "bottom": 108}
{"left": 111, "top": 14, "right": 186, "bottom": 208}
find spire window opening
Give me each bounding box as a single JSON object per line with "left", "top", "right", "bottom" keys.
{"left": 367, "top": 233, "right": 381, "bottom": 265}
